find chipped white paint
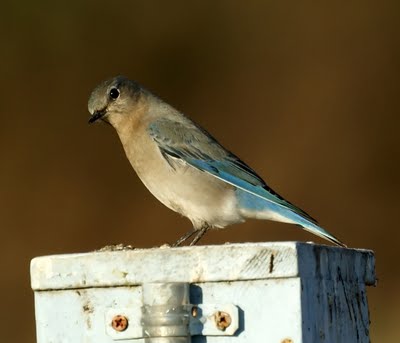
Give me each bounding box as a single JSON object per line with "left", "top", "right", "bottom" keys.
{"left": 31, "top": 242, "right": 375, "bottom": 343}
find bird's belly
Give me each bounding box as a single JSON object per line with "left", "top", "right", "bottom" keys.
{"left": 133, "top": 156, "right": 243, "bottom": 228}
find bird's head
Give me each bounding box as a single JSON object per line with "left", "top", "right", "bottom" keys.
{"left": 88, "top": 76, "right": 143, "bottom": 128}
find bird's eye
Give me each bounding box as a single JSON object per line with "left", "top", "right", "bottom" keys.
{"left": 109, "top": 88, "right": 120, "bottom": 100}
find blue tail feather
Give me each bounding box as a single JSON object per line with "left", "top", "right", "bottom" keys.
{"left": 236, "top": 189, "right": 346, "bottom": 247}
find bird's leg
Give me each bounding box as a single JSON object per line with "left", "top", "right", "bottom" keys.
{"left": 172, "top": 228, "right": 197, "bottom": 247}
{"left": 189, "top": 224, "right": 209, "bottom": 246}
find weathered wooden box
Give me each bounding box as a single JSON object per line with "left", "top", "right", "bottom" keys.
{"left": 31, "top": 242, "right": 375, "bottom": 343}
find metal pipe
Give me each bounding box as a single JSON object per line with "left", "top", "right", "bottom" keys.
{"left": 142, "top": 283, "right": 191, "bottom": 343}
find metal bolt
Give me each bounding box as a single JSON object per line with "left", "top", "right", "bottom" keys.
{"left": 191, "top": 306, "right": 199, "bottom": 318}
{"left": 111, "top": 315, "right": 129, "bottom": 332}
{"left": 214, "top": 311, "right": 231, "bottom": 331}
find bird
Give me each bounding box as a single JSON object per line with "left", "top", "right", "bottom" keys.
{"left": 88, "top": 76, "right": 346, "bottom": 247}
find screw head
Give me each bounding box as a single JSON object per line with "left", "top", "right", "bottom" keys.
{"left": 111, "top": 315, "right": 129, "bottom": 332}
{"left": 214, "top": 311, "right": 231, "bottom": 331}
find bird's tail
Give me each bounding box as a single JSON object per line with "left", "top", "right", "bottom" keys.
{"left": 298, "top": 221, "right": 347, "bottom": 247}
{"left": 266, "top": 207, "right": 347, "bottom": 248}
{"left": 237, "top": 190, "right": 346, "bottom": 247}
{"left": 236, "top": 189, "right": 346, "bottom": 247}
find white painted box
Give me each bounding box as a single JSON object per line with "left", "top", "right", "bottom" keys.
{"left": 31, "top": 242, "right": 375, "bottom": 343}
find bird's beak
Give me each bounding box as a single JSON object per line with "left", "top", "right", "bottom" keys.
{"left": 88, "top": 109, "right": 107, "bottom": 124}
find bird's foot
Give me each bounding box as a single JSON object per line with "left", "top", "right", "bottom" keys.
{"left": 172, "top": 225, "right": 210, "bottom": 247}
{"left": 172, "top": 228, "right": 197, "bottom": 247}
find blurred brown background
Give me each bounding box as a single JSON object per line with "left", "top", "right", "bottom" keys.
{"left": 0, "top": 1, "right": 398, "bottom": 342}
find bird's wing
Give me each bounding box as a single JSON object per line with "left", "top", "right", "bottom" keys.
{"left": 148, "top": 118, "right": 318, "bottom": 224}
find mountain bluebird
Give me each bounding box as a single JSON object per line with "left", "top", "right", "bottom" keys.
{"left": 88, "top": 76, "right": 346, "bottom": 247}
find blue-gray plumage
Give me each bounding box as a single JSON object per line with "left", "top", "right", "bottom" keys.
{"left": 88, "top": 76, "right": 346, "bottom": 247}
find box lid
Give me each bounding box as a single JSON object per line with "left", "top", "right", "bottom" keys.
{"left": 30, "top": 242, "right": 375, "bottom": 291}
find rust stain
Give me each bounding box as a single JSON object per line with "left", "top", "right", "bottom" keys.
{"left": 83, "top": 303, "right": 94, "bottom": 313}
{"left": 79, "top": 290, "right": 94, "bottom": 330}
{"left": 82, "top": 302, "right": 94, "bottom": 329}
